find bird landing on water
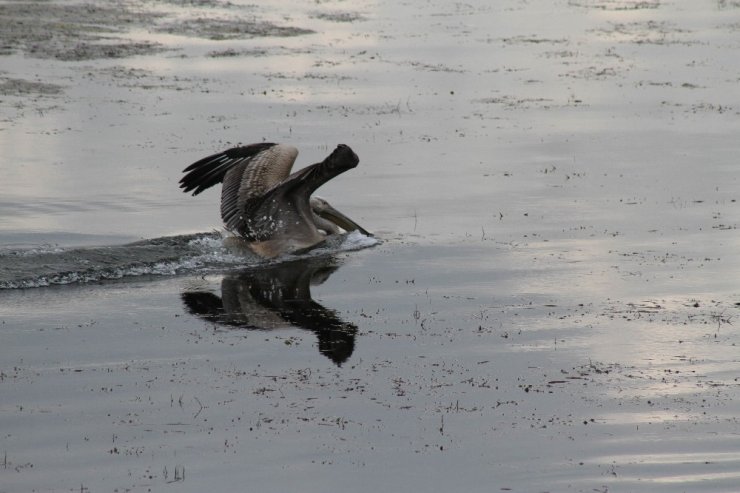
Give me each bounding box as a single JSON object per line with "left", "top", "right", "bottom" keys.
{"left": 179, "top": 143, "right": 371, "bottom": 258}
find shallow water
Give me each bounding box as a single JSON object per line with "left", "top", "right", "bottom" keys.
{"left": 1, "top": 0, "right": 739, "bottom": 491}
{"left": 0, "top": 231, "right": 376, "bottom": 288}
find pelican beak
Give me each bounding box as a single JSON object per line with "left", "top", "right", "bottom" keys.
{"left": 316, "top": 204, "right": 372, "bottom": 237}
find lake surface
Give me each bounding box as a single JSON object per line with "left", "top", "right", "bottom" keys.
{"left": 1, "top": 0, "right": 739, "bottom": 491}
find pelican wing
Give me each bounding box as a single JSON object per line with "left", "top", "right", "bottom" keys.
{"left": 180, "top": 143, "right": 300, "bottom": 238}
{"left": 180, "top": 143, "right": 277, "bottom": 196}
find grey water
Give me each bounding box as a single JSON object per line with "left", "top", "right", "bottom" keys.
{"left": 0, "top": 233, "right": 217, "bottom": 288}
{"left": 0, "top": 0, "right": 739, "bottom": 492}
{"left": 0, "top": 231, "right": 374, "bottom": 289}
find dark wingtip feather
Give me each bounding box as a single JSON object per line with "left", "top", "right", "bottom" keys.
{"left": 179, "top": 142, "right": 278, "bottom": 196}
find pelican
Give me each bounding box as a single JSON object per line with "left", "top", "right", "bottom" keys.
{"left": 179, "top": 143, "right": 370, "bottom": 258}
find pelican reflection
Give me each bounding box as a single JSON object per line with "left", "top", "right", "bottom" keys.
{"left": 181, "top": 256, "right": 357, "bottom": 365}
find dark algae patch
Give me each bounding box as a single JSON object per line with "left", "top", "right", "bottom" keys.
{"left": 0, "top": 2, "right": 167, "bottom": 60}
{"left": 0, "top": 1, "right": 314, "bottom": 60}
{"left": 0, "top": 77, "right": 64, "bottom": 96}
{"left": 156, "top": 17, "right": 315, "bottom": 40}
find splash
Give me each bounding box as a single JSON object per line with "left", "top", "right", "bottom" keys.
{"left": 340, "top": 230, "right": 380, "bottom": 251}
{"left": 0, "top": 231, "right": 378, "bottom": 289}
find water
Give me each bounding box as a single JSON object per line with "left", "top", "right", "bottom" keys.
{"left": 0, "top": 231, "right": 377, "bottom": 289}
{"left": 0, "top": 0, "right": 739, "bottom": 491}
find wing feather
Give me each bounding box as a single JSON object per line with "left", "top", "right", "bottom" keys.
{"left": 179, "top": 143, "right": 277, "bottom": 195}
{"left": 180, "top": 142, "right": 299, "bottom": 240}
{"left": 237, "top": 144, "right": 299, "bottom": 206}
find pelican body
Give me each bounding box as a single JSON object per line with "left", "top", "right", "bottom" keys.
{"left": 180, "top": 143, "right": 369, "bottom": 258}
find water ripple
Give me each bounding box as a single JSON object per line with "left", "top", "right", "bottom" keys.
{"left": 0, "top": 231, "right": 377, "bottom": 289}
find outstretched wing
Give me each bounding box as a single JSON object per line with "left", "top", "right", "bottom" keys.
{"left": 180, "top": 143, "right": 299, "bottom": 238}
{"left": 179, "top": 143, "right": 277, "bottom": 196}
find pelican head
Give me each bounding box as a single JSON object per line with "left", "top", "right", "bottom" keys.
{"left": 325, "top": 144, "right": 359, "bottom": 171}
